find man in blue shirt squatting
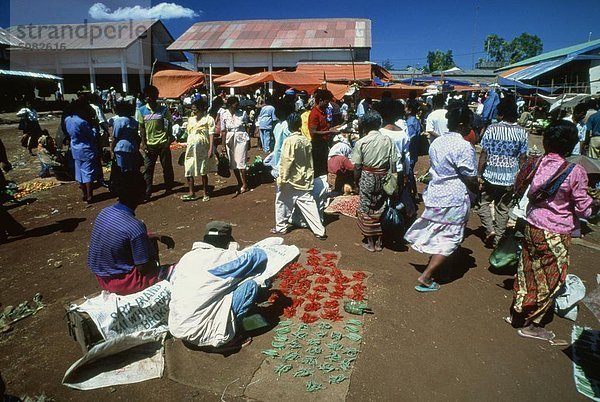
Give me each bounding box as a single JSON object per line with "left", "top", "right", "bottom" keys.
{"left": 168, "top": 221, "right": 269, "bottom": 352}
{"left": 87, "top": 171, "right": 175, "bottom": 296}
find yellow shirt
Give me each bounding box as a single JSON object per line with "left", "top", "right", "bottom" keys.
{"left": 300, "top": 111, "right": 311, "bottom": 140}
{"left": 278, "top": 132, "right": 314, "bottom": 191}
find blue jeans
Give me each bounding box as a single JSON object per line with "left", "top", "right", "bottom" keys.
{"left": 231, "top": 280, "right": 258, "bottom": 318}
{"left": 260, "top": 129, "right": 272, "bottom": 153}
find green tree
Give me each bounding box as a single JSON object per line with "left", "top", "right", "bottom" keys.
{"left": 484, "top": 34, "right": 508, "bottom": 62}
{"left": 507, "top": 33, "right": 543, "bottom": 63}
{"left": 381, "top": 59, "right": 394, "bottom": 70}
{"left": 426, "top": 50, "right": 455, "bottom": 72}
{"left": 483, "top": 33, "right": 543, "bottom": 64}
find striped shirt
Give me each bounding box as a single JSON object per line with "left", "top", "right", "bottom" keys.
{"left": 87, "top": 203, "right": 153, "bottom": 277}
{"left": 481, "top": 121, "right": 528, "bottom": 186}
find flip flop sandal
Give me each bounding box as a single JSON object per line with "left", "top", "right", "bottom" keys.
{"left": 181, "top": 194, "right": 198, "bottom": 202}
{"left": 202, "top": 195, "right": 210, "bottom": 202}
{"left": 270, "top": 227, "right": 288, "bottom": 234}
{"left": 503, "top": 316, "right": 513, "bottom": 325}
{"left": 415, "top": 281, "right": 440, "bottom": 292}
{"left": 517, "top": 328, "right": 556, "bottom": 342}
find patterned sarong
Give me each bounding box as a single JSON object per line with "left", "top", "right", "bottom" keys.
{"left": 511, "top": 223, "right": 570, "bottom": 325}
{"left": 357, "top": 168, "right": 387, "bottom": 237}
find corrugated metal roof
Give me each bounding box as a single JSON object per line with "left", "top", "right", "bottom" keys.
{"left": 506, "top": 58, "right": 573, "bottom": 81}
{"left": 169, "top": 19, "right": 371, "bottom": 51}
{"left": 0, "top": 28, "right": 27, "bottom": 47}
{"left": 497, "top": 38, "right": 600, "bottom": 71}
{"left": 7, "top": 20, "right": 159, "bottom": 50}
{"left": 0, "top": 69, "right": 63, "bottom": 80}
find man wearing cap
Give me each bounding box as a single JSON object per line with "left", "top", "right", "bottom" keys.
{"left": 168, "top": 221, "right": 268, "bottom": 350}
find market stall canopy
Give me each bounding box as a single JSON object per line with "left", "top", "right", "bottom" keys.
{"left": 399, "top": 76, "right": 474, "bottom": 86}
{"left": 0, "top": 69, "right": 63, "bottom": 81}
{"left": 152, "top": 70, "right": 205, "bottom": 98}
{"left": 538, "top": 93, "right": 591, "bottom": 112}
{"left": 324, "top": 83, "right": 353, "bottom": 100}
{"left": 296, "top": 62, "right": 392, "bottom": 82}
{"left": 213, "top": 71, "right": 250, "bottom": 84}
{"left": 497, "top": 77, "right": 556, "bottom": 95}
{"left": 222, "top": 70, "right": 322, "bottom": 93}
{"left": 358, "top": 84, "right": 426, "bottom": 100}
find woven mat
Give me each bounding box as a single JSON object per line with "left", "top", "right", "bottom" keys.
{"left": 244, "top": 249, "right": 370, "bottom": 401}
{"left": 165, "top": 249, "right": 370, "bottom": 401}
{"left": 324, "top": 195, "right": 359, "bottom": 219}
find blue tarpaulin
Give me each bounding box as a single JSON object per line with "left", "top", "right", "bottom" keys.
{"left": 497, "top": 77, "right": 557, "bottom": 95}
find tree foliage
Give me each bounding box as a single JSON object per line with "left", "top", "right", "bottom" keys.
{"left": 426, "top": 50, "right": 455, "bottom": 72}
{"left": 381, "top": 59, "right": 394, "bottom": 70}
{"left": 484, "top": 33, "right": 543, "bottom": 64}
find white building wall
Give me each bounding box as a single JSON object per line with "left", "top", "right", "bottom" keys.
{"left": 590, "top": 60, "right": 600, "bottom": 94}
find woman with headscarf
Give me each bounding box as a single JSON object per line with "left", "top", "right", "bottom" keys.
{"left": 404, "top": 104, "right": 479, "bottom": 292}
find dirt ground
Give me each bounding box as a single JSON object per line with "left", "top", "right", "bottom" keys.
{"left": 0, "top": 118, "right": 598, "bottom": 401}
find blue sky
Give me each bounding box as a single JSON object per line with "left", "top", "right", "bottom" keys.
{"left": 2, "top": 0, "right": 600, "bottom": 69}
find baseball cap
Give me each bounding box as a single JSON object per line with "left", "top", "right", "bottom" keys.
{"left": 204, "top": 221, "right": 233, "bottom": 238}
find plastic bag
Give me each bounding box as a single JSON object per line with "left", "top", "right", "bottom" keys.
{"left": 554, "top": 274, "right": 586, "bottom": 321}
{"left": 217, "top": 152, "right": 231, "bottom": 178}
{"left": 489, "top": 228, "right": 521, "bottom": 269}
{"left": 381, "top": 200, "right": 404, "bottom": 238}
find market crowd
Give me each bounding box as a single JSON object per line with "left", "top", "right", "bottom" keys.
{"left": 2, "top": 83, "right": 600, "bottom": 349}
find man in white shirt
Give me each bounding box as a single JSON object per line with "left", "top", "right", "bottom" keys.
{"left": 425, "top": 94, "right": 448, "bottom": 142}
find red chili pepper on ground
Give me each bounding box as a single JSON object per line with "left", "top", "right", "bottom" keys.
{"left": 352, "top": 271, "right": 366, "bottom": 281}
{"left": 349, "top": 293, "right": 365, "bottom": 301}
{"left": 307, "top": 248, "right": 320, "bottom": 255}
{"left": 301, "top": 313, "right": 319, "bottom": 323}
{"left": 315, "top": 276, "right": 330, "bottom": 284}
{"left": 267, "top": 292, "right": 279, "bottom": 304}
{"left": 292, "top": 297, "right": 305, "bottom": 309}
{"left": 320, "top": 308, "right": 343, "bottom": 321}
{"left": 304, "top": 301, "right": 321, "bottom": 311}
{"left": 283, "top": 306, "right": 296, "bottom": 318}
{"left": 323, "top": 253, "right": 338, "bottom": 261}
{"left": 313, "top": 285, "right": 328, "bottom": 293}
{"left": 324, "top": 300, "right": 339, "bottom": 309}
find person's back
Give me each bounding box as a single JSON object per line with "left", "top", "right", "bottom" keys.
{"left": 279, "top": 132, "right": 313, "bottom": 191}
{"left": 426, "top": 132, "right": 476, "bottom": 207}
{"left": 65, "top": 114, "right": 95, "bottom": 158}
{"left": 480, "top": 121, "right": 527, "bottom": 186}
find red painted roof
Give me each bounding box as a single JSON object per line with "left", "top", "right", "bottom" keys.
{"left": 168, "top": 19, "right": 371, "bottom": 51}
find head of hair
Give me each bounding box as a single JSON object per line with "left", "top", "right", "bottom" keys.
{"left": 573, "top": 102, "right": 588, "bottom": 116}
{"left": 446, "top": 103, "right": 473, "bottom": 132}
{"left": 358, "top": 110, "right": 382, "bottom": 133}
{"left": 287, "top": 112, "right": 302, "bottom": 132}
{"left": 542, "top": 120, "right": 579, "bottom": 156}
{"left": 113, "top": 171, "right": 146, "bottom": 205}
{"left": 314, "top": 89, "right": 333, "bottom": 103}
{"left": 406, "top": 100, "right": 420, "bottom": 115}
{"left": 375, "top": 99, "right": 404, "bottom": 125}
{"left": 192, "top": 98, "right": 207, "bottom": 112}
{"left": 432, "top": 94, "right": 445, "bottom": 109}
{"left": 115, "top": 100, "right": 134, "bottom": 117}
{"left": 226, "top": 95, "right": 239, "bottom": 108}
{"left": 496, "top": 96, "right": 518, "bottom": 122}
{"left": 143, "top": 85, "right": 159, "bottom": 99}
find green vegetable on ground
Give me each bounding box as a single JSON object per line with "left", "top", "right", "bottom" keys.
{"left": 282, "top": 351, "right": 300, "bottom": 361}
{"left": 318, "top": 363, "right": 336, "bottom": 373}
{"left": 346, "top": 333, "right": 362, "bottom": 342}
{"left": 262, "top": 349, "right": 279, "bottom": 357}
{"left": 274, "top": 364, "right": 292, "bottom": 376}
{"left": 329, "top": 374, "right": 347, "bottom": 384}
{"left": 293, "top": 367, "right": 314, "bottom": 377}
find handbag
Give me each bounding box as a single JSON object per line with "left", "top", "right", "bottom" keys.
{"left": 217, "top": 152, "right": 231, "bottom": 178}
{"left": 528, "top": 161, "right": 576, "bottom": 204}
{"left": 382, "top": 171, "right": 398, "bottom": 196}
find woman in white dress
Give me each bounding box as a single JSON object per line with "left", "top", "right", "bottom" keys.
{"left": 220, "top": 96, "right": 249, "bottom": 194}
{"left": 182, "top": 99, "right": 215, "bottom": 202}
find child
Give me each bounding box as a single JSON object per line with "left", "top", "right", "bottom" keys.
{"left": 37, "top": 130, "right": 63, "bottom": 178}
